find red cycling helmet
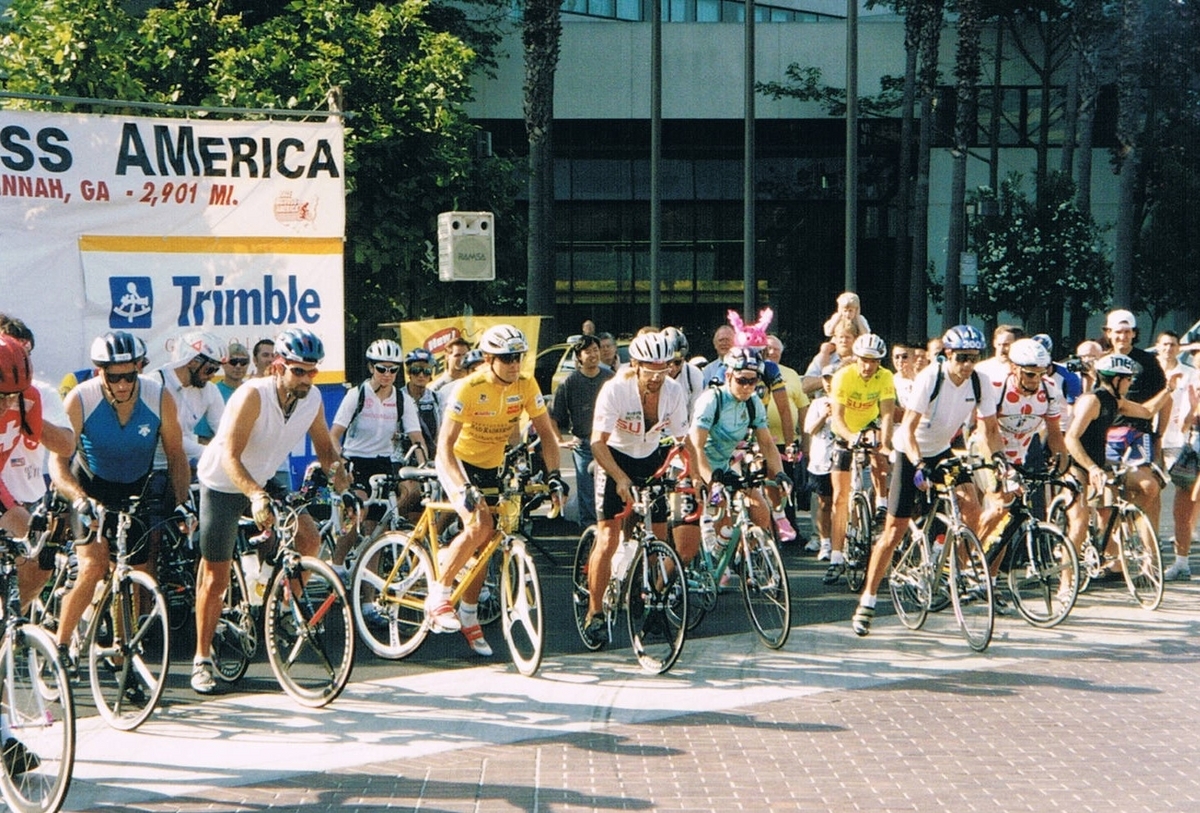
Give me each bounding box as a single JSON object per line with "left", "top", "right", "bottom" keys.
{"left": 0, "top": 335, "right": 32, "bottom": 395}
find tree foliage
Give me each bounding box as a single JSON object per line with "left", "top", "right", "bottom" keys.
{"left": 0, "top": 0, "right": 523, "bottom": 355}
{"left": 966, "top": 172, "right": 1110, "bottom": 330}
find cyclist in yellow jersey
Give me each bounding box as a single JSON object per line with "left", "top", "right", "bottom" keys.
{"left": 824, "top": 333, "right": 895, "bottom": 585}
{"left": 431, "top": 324, "right": 567, "bottom": 656}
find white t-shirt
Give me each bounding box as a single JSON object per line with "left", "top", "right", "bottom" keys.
{"left": 592, "top": 369, "right": 688, "bottom": 459}
{"left": 804, "top": 396, "right": 836, "bottom": 476}
{"left": 332, "top": 382, "right": 400, "bottom": 458}
{"left": 154, "top": 366, "right": 225, "bottom": 466}
{"left": 1, "top": 379, "right": 68, "bottom": 504}
{"left": 1162, "top": 363, "right": 1200, "bottom": 448}
{"left": 198, "top": 377, "right": 321, "bottom": 493}
{"left": 896, "top": 363, "right": 996, "bottom": 458}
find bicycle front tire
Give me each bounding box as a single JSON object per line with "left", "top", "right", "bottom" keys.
{"left": 889, "top": 529, "right": 930, "bottom": 630}
{"left": 86, "top": 571, "right": 170, "bottom": 731}
{"left": 845, "top": 493, "right": 873, "bottom": 593}
{"left": 213, "top": 558, "right": 255, "bottom": 683}
{"left": 350, "top": 531, "right": 432, "bottom": 660}
{"left": 740, "top": 526, "right": 791, "bottom": 649}
{"left": 1117, "top": 506, "right": 1163, "bottom": 610}
{"left": 572, "top": 526, "right": 603, "bottom": 651}
{"left": 625, "top": 539, "right": 687, "bottom": 673}
{"left": 1006, "top": 521, "right": 1078, "bottom": 628}
{"left": 264, "top": 557, "right": 355, "bottom": 708}
{"left": 500, "top": 537, "right": 543, "bottom": 676}
{"left": 948, "top": 529, "right": 994, "bottom": 652}
{"left": 0, "top": 627, "right": 75, "bottom": 813}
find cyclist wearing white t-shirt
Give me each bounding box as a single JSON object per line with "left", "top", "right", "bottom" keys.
{"left": 850, "top": 325, "right": 1002, "bottom": 636}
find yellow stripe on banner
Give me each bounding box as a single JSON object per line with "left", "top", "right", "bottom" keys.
{"left": 78, "top": 235, "right": 344, "bottom": 255}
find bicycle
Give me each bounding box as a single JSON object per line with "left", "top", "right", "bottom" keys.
{"left": 841, "top": 430, "right": 879, "bottom": 593}
{"left": 570, "top": 445, "right": 689, "bottom": 674}
{"left": 983, "top": 458, "right": 1080, "bottom": 628}
{"left": 349, "top": 440, "right": 555, "bottom": 675}
{"left": 211, "top": 495, "right": 356, "bottom": 707}
{"left": 887, "top": 455, "right": 995, "bottom": 652}
{"left": 0, "top": 504, "right": 75, "bottom": 813}
{"left": 684, "top": 440, "right": 792, "bottom": 649}
{"left": 1047, "top": 456, "right": 1163, "bottom": 610}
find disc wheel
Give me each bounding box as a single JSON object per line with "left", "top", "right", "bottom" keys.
{"left": 571, "top": 526, "right": 603, "bottom": 651}
{"left": 739, "top": 527, "right": 791, "bottom": 649}
{"left": 350, "top": 532, "right": 432, "bottom": 660}
{"left": 947, "top": 529, "right": 994, "bottom": 652}
{"left": 86, "top": 571, "right": 170, "bottom": 731}
{"left": 844, "top": 493, "right": 873, "bottom": 593}
{"left": 213, "top": 558, "right": 255, "bottom": 683}
{"left": 500, "top": 537, "right": 544, "bottom": 676}
{"left": 625, "top": 539, "right": 688, "bottom": 674}
{"left": 0, "top": 627, "right": 75, "bottom": 813}
{"left": 264, "top": 557, "right": 355, "bottom": 708}
{"left": 1118, "top": 506, "right": 1164, "bottom": 610}
{"left": 1005, "top": 522, "right": 1079, "bottom": 628}
{"left": 477, "top": 549, "right": 502, "bottom": 627}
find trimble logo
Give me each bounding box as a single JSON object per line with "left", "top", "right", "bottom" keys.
{"left": 109, "top": 277, "right": 153, "bottom": 329}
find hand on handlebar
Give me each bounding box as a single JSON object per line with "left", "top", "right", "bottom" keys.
{"left": 250, "top": 491, "right": 274, "bottom": 528}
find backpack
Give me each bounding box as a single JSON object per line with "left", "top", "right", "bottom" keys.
{"left": 707, "top": 383, "right": 757, "bottom": 428}
{"left": 347, "top": 381, "right": 437, "bottom": 438}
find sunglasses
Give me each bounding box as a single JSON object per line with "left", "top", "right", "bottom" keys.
{"left": 226, "top": 358, "right": 250, "bottom": 367}
{"left": 104, "top": 371, "right": 139, "bottom": 384}
{"left": 373, "top": 364, "right": 400, "bottom": 375}
{"left": 495, "top": 353, "right": 524, "bottom": 364}
{"left": 200, "top": 363, "right": 221, "bottom": 375}
{"left": 952, "top": 353, "right": 979, "bottom": 364}
{"left": 288, "top": 366, "right": 320, "bottom": 379}
{"left": 733, "top": 376, "right": 759, "bottom": 386}
{"left": 1018, "top": 368, "right": 1042, "bottom": 378}
{"left": 407, "top": 366, "right": 433, "bottom": 376}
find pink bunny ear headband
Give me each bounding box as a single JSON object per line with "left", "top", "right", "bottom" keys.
{"left": 727, "top": 307, "right": 774, "bottom": 350}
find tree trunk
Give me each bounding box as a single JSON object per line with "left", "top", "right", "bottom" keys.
{"left": 892, "top": 0, "right": 923, "bottom": 339}
{"left": 1112, "top": 0, "right": 1146, "bottom": 308}
{"left": 523, "top": 0, "right": 562, "bottom": 345}
{"left": 907, "top": 0, "right": 945, "bottom": 339}
{"left": 944, "top": 0, "right": 980, "bottom": 332}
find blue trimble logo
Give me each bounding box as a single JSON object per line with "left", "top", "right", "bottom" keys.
{"left": 110, "top": 277, "right": 153, "bottom": 328}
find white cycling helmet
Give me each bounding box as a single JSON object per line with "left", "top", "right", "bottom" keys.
{"left": 629, "top": 332, "right": 675, "bottom": 364}
{"left": 852, "top": 333, "right": 887, "bottom": 360}
{"left": 660, "top": 327, "right": 689, "bottom": 360}
{"left": 1096, "top": 353, "right": 1136, "bottom": 378}
{"left": 479, "top": 324, "right": 529, "bottom": 355}
{"left": 365, "top": 339, "right": 403, "bottom": 364}
{"left": 1008, "top": 338, "right": 1050, "bottom": 369}
{"left": 174, "top": 331, "right": 226, "bottom": 364}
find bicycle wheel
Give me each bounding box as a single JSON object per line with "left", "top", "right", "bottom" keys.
{"left": 572, "top": 525, "right": 603, "bottom": 651}
{"left": 844, "top": 493, "right": 873, "bottom": 593}
{"left": 86, "top": 571, "right": 170, "bottom": 731}
{"left": 350, "top": 531, "right": 432, "bottom": 659}
{"left": 500, "top": 537, "right": 543, "bottom": 676}
{"left": 212, "top": 559, "right": 255, "bottom": 683}
{"left": 264, "top": 557, "right": 355, "bottom": 708}
{"left": 1117, "top": 506, "right": 1164, "bottom": 610}
{"left": 156, "top": 522, "right": 197, "bottom": 633}
{"left": 947, "top": 529, "right": 994, "bottom": 652}
{"left": 683, "top": 554, "right": 718, "bottom": 632}
{"left": 739, "top": 527, "right": 791, "bottom": 649}
{"left": 1006, "top": 522, "right": 1078, "bottom": 628}
{"left": 888, "top": 528, "right": 929, "bottom": 630}
{"left": 625, "top": 539, "right": 687, "bottom": 673}
{"left": 0, "top": 628, "right": 75, "bottom": 813}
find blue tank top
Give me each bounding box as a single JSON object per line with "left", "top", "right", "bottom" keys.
{"left": 77, "top": 376, "right": 164, "bottom": 484}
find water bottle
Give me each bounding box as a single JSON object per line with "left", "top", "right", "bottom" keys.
{"left": 611, "top": 535, "right": 635, "bottom": 581}
{"left": 253, "top": 563, "right": 273, "bottom": 605}
{"left": 240, "top": 551, "right": 261, "bottom": 600}
{"left": 700, "top": 512, "right": 720, "bottom": 556}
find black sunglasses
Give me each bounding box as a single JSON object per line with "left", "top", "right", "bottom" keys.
{"left": 407, "top": 366, "right": 433, "bottom": 376}
{"left": 952, "top": 353, "right": 979, "bottom": 364}
{"left": 495, "top": 352, "right": 524, "bottom": 364}
{"left": 733, "top": 376, "right": 759, "bottom": 386}
{"left": 104, "top": 370, "right": 139, "bottom": 384}
{"left": 226, "top": 358, "right": 250, "bottom": 367}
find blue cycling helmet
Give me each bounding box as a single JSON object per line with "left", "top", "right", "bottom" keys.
{"left": 462, "top": 348, "right": 485, "bottom": 370}
{"left": 274, "top": 328, "right": 325, "bottom": 364}
{"left": 404, "top": 348, "right": 434, "bottom": 366}
{"left": 942, "top": 325, "right": 986, "bottom": 352}
{"left": 725, "top": 346, "right": 763, "bottom": 374}
{"left": 1031, "top": 333, "right": 1054, "bottom": 354}
{"left": 90, "top": 331, "right": 144, "bottom": 366}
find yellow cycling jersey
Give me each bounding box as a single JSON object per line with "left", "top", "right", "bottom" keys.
{"left": 830, "top": 365, "right": 895, "bottom": 433}
{"left": 446, "top": 371, "right": 548, "bottom": 468}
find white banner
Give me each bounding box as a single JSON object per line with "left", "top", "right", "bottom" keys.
{"left": 0, "top": 109, "right": 346, "bottom": 381}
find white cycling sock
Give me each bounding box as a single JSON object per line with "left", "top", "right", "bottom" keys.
{"left": 830, "top": 550, "right": 845, "bottom": 565}
{"left": 459, "top": 601, "right": 479, "bottom": 628}
{"left": 860, "top": 593, "right": 877, "bottom": 609}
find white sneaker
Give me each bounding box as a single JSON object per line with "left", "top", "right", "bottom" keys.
{"left": 1164, "top": 559, "right": 1192, "bottom": 582}
{"left": 191, "top": 659, "right": 217, "bottom": 695}
{"left": 461, "top": 624, "right": 494, "bottom": 656}
{"left": 817, "top": 541, "right": 832, "bottom": 561}
{"left": 804, "top": 538, "right": 821, "bottom": 554}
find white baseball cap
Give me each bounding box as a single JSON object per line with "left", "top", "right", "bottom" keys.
{"left": 1105, "top": 309, "right": 1137, "bottom": 331}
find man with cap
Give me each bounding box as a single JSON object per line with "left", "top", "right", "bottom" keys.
{"left": 156, "top": 331, "right": 226, "bottom": 468}
{"left": 1102, "top": 309, "right": 1169, "bottom": 531}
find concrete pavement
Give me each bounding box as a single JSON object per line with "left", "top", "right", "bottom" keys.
{"left": 64, "top": 568, "right": 1200, "bottom": 812}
